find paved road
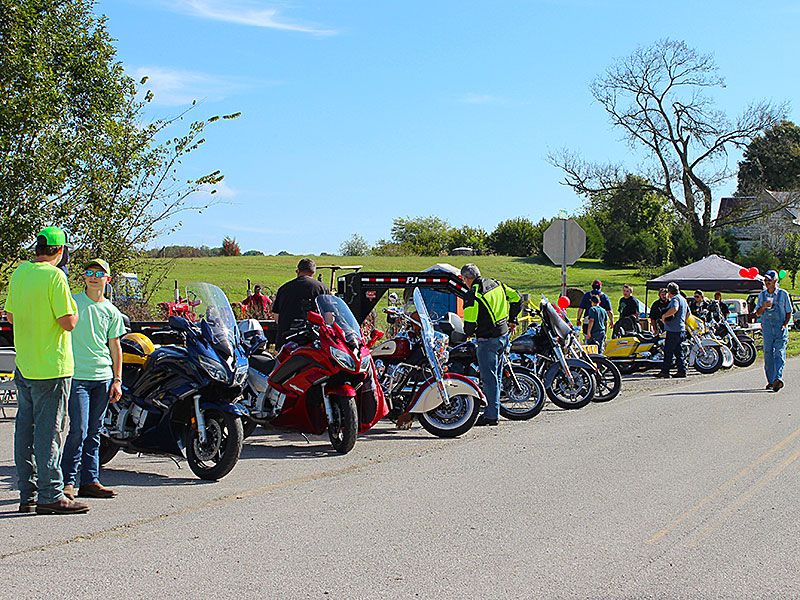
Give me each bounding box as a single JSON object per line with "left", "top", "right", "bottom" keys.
{"left": 1, "top": 359, "right": 799, "bottom": 599}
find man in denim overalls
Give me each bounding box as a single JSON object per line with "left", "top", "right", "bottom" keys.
{"left": 755, "top": 270, "right": 793, "bottom": 392}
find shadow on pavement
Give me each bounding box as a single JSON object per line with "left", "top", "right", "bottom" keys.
{"left": 652, "top": 388, "right": 768, "bottom": 396}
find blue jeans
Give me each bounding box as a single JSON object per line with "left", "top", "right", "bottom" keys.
{"left": 661, "top": 331, "right": 686, "bottom": 375}
{"left": 62, "top": 379, "right": 112, "bottom": 487}
{"left": 589, "top": 331, "right": 606, "bottom": 350}
{"left": 476, "top": 334, "right": 510, "bottom": 421}
{"left": 762, "top": 321, "right": 788, "bottom": 384}
{"left": 13, "top": 372, "right": 71, "bottom": 504}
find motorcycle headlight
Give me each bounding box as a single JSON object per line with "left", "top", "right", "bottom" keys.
{"left": 330, "top": 346, "right": 357, "bottom": 371}
{"left": 198, "top": 355, "right": 229, "bottom": 382}
{"left": 359, "top": 354, "right": 371, "bottom": 372}
{"left": 235, "top": 363, "right": 249, "bottom": 385}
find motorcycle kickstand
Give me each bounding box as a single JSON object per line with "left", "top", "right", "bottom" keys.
{"left": 300, "top": 433, "right": 311, "bottom": 444}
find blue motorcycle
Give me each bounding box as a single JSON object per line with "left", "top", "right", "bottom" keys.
{"left": 100, "top": 283, "right": 248, "bottom": 480}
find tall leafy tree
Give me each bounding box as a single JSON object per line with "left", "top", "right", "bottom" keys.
{"left": 736, "top": 121, "right": 800, "bottom": 196}
{"left": 550, "top": 39, "right": 785, "bottom": 258}
{"left": 588, "top": 175, "right": 674, "bottom": 266}
{"left": 390, "top": 216, "right": 452, "bottom": 255}
{"left": 1, "top": 0, "right": 130, "bottom": 279}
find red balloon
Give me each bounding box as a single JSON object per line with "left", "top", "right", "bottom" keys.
{"left": 739, "top": 268, "right": 749, "bottom": 278}
{"left": 748, "top": 267, "right": 759, "bottom": 279}
{"left": 557, "top": 296, "right": 570, "bottom": 309}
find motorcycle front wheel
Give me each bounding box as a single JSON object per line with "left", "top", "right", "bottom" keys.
{"left": 419, "top": 394, "right": 481, "bottom": 438}
{"left": 589, "top": 355, "right": 622, "bottom": 402}
{"left": 693, "top": 345, "right": 723, "bottom": 374}
{"left": 98, "top": 435, "right": 119, "bottom": 465}
{"left": 732, "top": 339, "right": 757, "bottom": 367}
{"left": 546, "top": 367, "right": 595, "bottom": 409}
{"left": 500, "top": 366, "right": 545, "bottom": 420}
{"left": 328, "top": 395, "right": 358, "bottom": 454}
{"left": 186, "top": 409, "right": 244, "bottom": 480}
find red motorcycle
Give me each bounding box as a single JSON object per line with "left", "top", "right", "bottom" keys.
{"left": 238, "top": 295, "right": 388, "bottom": 454}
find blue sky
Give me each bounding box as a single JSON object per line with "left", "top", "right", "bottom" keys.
{"left": 97, "top": 0, "right": 800, "bottom": 255}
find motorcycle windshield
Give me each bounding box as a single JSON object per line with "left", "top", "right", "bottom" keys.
{"left": 316, "top": 295, "right": 361, "bottom": 345}
{"left": 187, "top": 282, "right": 237, "bottom": 357}
{"left": 541, "top": 297, "right": 573, "bottom": 340}
{"left": 413, "top": 288, "right": 449, "bottom": 402}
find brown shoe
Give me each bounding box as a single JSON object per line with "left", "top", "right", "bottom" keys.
{"left": 78, "top": 482, "right": 117, "bottom": 498}
{"left": 773, "top": 379, "right": 784, "bottom": 392}
{"left": 18, "top": 501, "right": 37, "bottom": 513}
{"left": 35, "top": 497, "right": 90, "bottom": 515}
{"left": 62, "top": 484, "right": 75, "bottom": 500}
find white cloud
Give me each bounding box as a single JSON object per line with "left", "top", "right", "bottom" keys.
{"left": 457, "top": 93, "right": 505, "bottom": 105}
{"left": 132, "top": 66, "right": 260, "bottom": 106}
{"left": 197, "top": 180, "right": 237, "bottom": 199}
{"left": 170, "top": 1, "right": 337, "bottom": 35}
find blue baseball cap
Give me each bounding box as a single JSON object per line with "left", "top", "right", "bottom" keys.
{"left": 764, "top": 270, "right": 778, "bottom": 280}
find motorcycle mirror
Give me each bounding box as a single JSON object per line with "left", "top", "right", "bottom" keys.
{"left": 368, "top": 329, "right": 384, "bottom": 347}
{"left": 307, "top": 311, "right": 325, "bottom": 326}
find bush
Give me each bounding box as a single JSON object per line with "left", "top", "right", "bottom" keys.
{"left": 243, "top": 249, "right": 264, "bottom": 256}
{"left": 488, "top": 217, "right": 538, "bottom": 256}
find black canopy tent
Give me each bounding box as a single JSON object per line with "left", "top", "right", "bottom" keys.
{"left": 645, "top": 255, "right": 764, "bottom": 303}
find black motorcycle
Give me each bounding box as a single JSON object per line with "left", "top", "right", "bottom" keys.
{"left": 437, "top": 312, "right": 547, "bottom": 421}
{"left": 508, "top": 297, "right": 596, "bottom": 409}
{"left": 100, "top": 282, "right": 247, "bottom": 481}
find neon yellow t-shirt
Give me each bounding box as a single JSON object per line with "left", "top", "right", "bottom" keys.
{"left": 5, "top": 261, "right": 77, "bottom": 379}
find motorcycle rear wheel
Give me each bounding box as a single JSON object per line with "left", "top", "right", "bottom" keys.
{"left": 732, "top": 340, "right": 757, "bottom": 368}
{"left": 419, "top": 394, "right": 481, "bottom": 438}
{"left": 589, "top": 356, "right": 622, "bottom": 402}
{"left": 186, "top": 409, "right": 243, "bottom": 480}
{"left": 328, "top": 395, "right": 358, "bottom": 454}
{"left": 500, "top": 366, "right": 545, "bottom": 420}
{"left": 693, "top": 346, "right": 723, "bottom": 374}
{"left": 546, "top": 367, "right": 595, "bottom": 409}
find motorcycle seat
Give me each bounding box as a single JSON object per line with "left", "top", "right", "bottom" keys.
{"left": 634, "top": 332, "right": 657, "bottom": 343}
{"left": 248, "top": 354, "right": 276, "bottom": 375}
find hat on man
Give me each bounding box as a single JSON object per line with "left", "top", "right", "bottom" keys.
{"left": 83, "top": 258, "right": 111, "bottom": 275}
{"left": 36, "top": 226, "right": 67, "bottom": 247}
{"left": 764, "top": 270, "right": 778, "bottom": 281}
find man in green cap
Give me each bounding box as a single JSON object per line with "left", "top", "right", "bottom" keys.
{"left": 61, "top": 258, "right": 126, "bottom": 500}
{"left": 5, "top": 226, "right": 90, "bottom": 515}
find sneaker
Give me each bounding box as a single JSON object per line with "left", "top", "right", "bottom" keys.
{"left": 78, "top": 482, "right": 117, "bottom": 498}
{"left": 672, "top": 372, "right": 687, "bottom": 378}
{"left": 18, "top": 501, "right": 37, "bottom": 513}
{"left": 475, "top": 415, "right": 499, "bottom": 426}
{"left": 35, "top": 497, "right": 90, "bottom": 515}
{"left": 654, "top": 372, "right": 670, "bottom": 378}
{"left": 773, "top": 380, "right": 784, "bottom": 392}
{"left": 62, "top": 484, "right": 75, "bottom": 500}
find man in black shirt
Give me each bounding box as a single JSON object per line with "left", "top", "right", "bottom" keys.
{"left": 649, "top": 288, "right": 670, "bottom": 333}
{"left": 271, "top": 258, "right": 330, "bottom": 347}
{"left": 615, "top": 284, "right": 641, "bottom": 336}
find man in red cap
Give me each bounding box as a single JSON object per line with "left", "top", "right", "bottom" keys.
{"left": 5, "top": 227, "right": 89, "bottom": 514}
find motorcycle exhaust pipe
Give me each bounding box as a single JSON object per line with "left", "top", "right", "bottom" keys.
{"left": 193, "top": 394, "right": 207, "bottom": 444}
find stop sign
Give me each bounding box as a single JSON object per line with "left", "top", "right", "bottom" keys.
{"left": 543, "top": 219, "right": 586, "bottom": 266}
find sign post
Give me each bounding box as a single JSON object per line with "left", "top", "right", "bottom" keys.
{"left": 543, "top": 218, "right": 586, "bottom": 297}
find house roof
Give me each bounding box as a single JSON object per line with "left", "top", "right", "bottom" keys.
{"left": 646, "top": 254, "right": 764, "bottom": 292}
{"left": 716, "top": 190, "right": 800, "bottom": 226}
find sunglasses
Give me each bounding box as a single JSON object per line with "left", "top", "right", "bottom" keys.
{"left": 84, "top": 269, "right": 107, "bottom": 278}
